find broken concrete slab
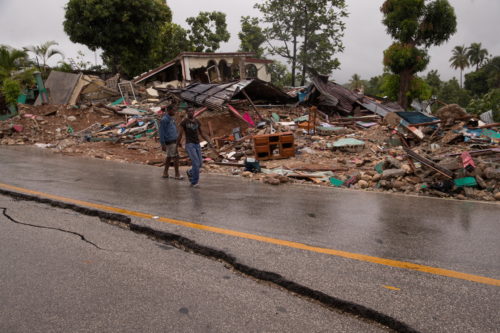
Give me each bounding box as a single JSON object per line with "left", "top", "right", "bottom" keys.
{"left": 35, "top": 71, "right": 82, "bottom": 105}
{"left": 381, "top": 169, "right": 406, "bottom": 180}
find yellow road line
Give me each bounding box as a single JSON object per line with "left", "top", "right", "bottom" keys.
{"left": 383, "top": 285, "right": 401, "bottom": 291}
{"left": 1, "top": 182, "right": 499, "bottom": 287}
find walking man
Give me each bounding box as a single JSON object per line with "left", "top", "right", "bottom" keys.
{"left": 177, "top": 108, "right": 212, "bottom": 187}
{"left": 159, "top": 105, "right": 183, "bottom": 180}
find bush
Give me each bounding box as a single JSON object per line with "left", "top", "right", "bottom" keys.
{"left": 1, "top": 78, "right": 21, "bottom": 105}
{"left": 466, "top": 88, "right": 500, "bottom": 120}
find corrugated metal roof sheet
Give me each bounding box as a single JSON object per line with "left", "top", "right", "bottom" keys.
{"left": 179, "top": 79, "right": 290, "bottom": 110}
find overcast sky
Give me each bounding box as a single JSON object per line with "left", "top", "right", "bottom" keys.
{"left": 0, "top": 0, "right": 498, "bottom": 84}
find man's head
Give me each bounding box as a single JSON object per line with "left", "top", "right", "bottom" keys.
{"left": 167, "top": 106, "right": 176, "bottom": 116}
{"left": 186, "top": 108, "right": 195, "bottom": 119}
{"left": 161, "top": 105, "right": 176, "bottom": 116}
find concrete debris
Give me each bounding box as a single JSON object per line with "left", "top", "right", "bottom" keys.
{"left": 2, "top": 67, "right": 499, "bottom": 203}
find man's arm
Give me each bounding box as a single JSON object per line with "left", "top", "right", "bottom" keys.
{"left": 197, "top": 121, "right": 212, "bottom": 146}
{"left": 159, "top": 117, "right": 166, "bottom": 151}
{"left": 176, "top": 121, "right": 184, "bottom": 148}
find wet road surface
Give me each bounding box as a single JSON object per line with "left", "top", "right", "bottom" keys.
{"left": 1, "top": 146, "right": 499, "bottom": 332}
{"left": 0, "top": 197, "right": 385, "bottom": 332}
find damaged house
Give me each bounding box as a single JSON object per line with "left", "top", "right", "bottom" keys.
{"left": 133, "top": 52, "right": 273, "bottom": 87}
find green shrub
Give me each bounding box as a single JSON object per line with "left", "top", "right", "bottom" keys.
{"left": 466, "top": 88, "right": 500, "bottom": 120}
{"left": 1, "top": 78, "right": 21, "bottom": 105}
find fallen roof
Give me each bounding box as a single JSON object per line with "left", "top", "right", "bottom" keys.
{"left": 133, "top": 59, "right": 177, "bottom": 84}
{"left": 310, "top": 76, "right": 363, "bottom": 114}
{"left": 179, "top": 79, "right": 291, "bottom": 110}
{"left": 309, "top": 75, "right": 403, "bottom": 117}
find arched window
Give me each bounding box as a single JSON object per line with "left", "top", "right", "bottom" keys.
{"left": 218, "top": 60, "right": 231, "bottom": 81}
{"left": 231, "top": 63, "right": 240, "bottom": 80}
{"left": 245, "top": 64, "right": 258, "bottom": 78}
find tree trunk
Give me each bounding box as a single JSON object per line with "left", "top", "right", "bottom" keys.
{"left": 460, "top": 68, "right": 463, "bottom": 88}
{"left": 300, "top": 8, "right": 309, "bottom": 87}
{"left": 291, "top": 34, "right": 297, "bottom": 87}
{"left": 398, "top": 69, "right": 412, "bottom": 110}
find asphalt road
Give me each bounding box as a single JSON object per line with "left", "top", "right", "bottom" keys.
{"left": 0, "top": 146, "right": 499, "bottom": 332}
{"left": 0, "top": 196, "right": 386, "bottom": 332}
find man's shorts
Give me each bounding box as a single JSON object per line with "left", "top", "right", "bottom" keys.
{"left": 165, "top": 143, "right": 178, "bottom": 158}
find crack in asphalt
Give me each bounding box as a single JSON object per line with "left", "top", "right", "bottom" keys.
{"left": 1, "top": 207, "right": 107, "bottom": 250}
{"left": 0, "top": 189, "right": 419, "bottom": 333}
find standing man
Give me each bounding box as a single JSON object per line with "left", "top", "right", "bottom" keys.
{"left": 159, "top": 105, "right": 183, "bottom": 180}
{"left": 177, "top": 108, "right": 212, "bottom": 188}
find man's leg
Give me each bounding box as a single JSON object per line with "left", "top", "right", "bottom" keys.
{"left": 163, "top": 156, "right": 171, "bottom": 178}
{"left": 173, "top": 156, "right": 181, "bottom": 178}
{"left": 185, "top": 143, "right": 196, "bottom": 184}
{"left": 191, "top": 144, "right": 202, "bottom": 185}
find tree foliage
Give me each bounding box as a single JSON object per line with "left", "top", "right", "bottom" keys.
{"left": 467, "top": 42, "right": 489, "bottom": 71}
{"left": 267, "top": 61, "right": 291, "bottom": 88}
{"left": 424, "top": 69, "right": 442, "bottom": 96}
{"left": 63, "top": 0, "right": 172, "bottom": 77}
{"left": 255, "top": 0, "right": 347, "bottom": 86}
{"left": 364, "top": 75, "right": 385, "bottom": 96}
{"left": 0, "top": 45, "right": 30, "bottom": 81}
{"left": 151, "top": 22, "right": 194, "bottom": 66}
{"left": 238, "top": 16, "right": 266, "bottom": 58}
{"left": 449, "top": 45, "right": 469, "bottom": 88}
{"left": 466, "top": 89, "right": 500, "bottom": 120}
{"left": 348, "top": 74, "right": 363, "bottom": 90}
{"left": 24, "top": 41, "right": 64, "bottom": 76}
{"left": 464, "top": 56, "right": 500, "bottom": 96}
{"left": 186, "top": 11, "right": 230, "bottom": 53}
{"left": 381, "top": 73, "right": 432, "bottom": 104}
{"left": 1, "top": 78, "right": 21, "bottom": 105}
{"left": 381, "top": 0, "right": 456, "bottom": 108}
{"left": 438, "top": 78, "right": 471, "bottom": 107}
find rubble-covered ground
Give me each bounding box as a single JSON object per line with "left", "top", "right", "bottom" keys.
{"left": 1, "top": 103, "right": 499, "bottom": 202}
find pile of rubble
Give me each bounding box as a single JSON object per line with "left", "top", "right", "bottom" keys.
{"left": 1, "top": 69, "right": 499, "bottom": 202}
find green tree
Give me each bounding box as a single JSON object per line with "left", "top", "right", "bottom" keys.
{"left": 186, "top": 11, "right": 230, "bottom": 53}
{"left": 425, "top": 69, "right": 442, "bottom": 96}
{"left": 348, "top": 74, "right": 363, "bottom": 90}
{"left": 151, "top": 22, "right": 194, "bottom": 66}
{"left": 238, "top": 16, "right": 266, "bottom": 58}
{"left": 364, "top": 75, "right": 384, "bottom": 96}
{"left": 64, "top": 0, "right": 172, "bottom": 77}
{"left": 1, "top": 78, "right": 21, "bottom": 105}
{"left": 467, "top": 42, "right": 489, "bottom": 71}
{"left": 24, "top": 41, "right": 64, "bottom": 76}
{"left": 464, "top": 56, "right": 500, "bottom": 96}
{"left": 449, "top": 45, "right": 469, "bottom": 88}
{"left": 438, "top": 78, "right": 471, "bottom": 107}
{"left": 267, "top": 61, "right": 291, "bottom": 88}
{"left": 255, "top": 0, "right": 347, "bottom": 87}
{"left": 381, "top": 73, "right": 432, "bottom": 105}
{"left": 380, "top": 0, "right": 457, "bottom": 109}
{"left": 467, "top": 89, "right": 500, "bottom": 121}
{"left": 0, "top": 46, "right": 30, "bottom": 81}
{"left": 0, "top": 46, "right": 35, "bottom": 108}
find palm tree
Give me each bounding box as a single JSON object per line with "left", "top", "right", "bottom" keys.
{"left": 24, "top": 41, "right": 64, "bottom": 75}
{"left": 348, "top": 74, "right": 363, "bottom": 91}
{"left": 467, "top": 42, "right": 489, "bottom": 71}
{"left": 449, "top": 45, "right": 469, "bottom": 88}
{"left": 0, "top": 45, "right": 30, "bottom": 81}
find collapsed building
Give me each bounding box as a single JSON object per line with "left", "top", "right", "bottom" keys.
{"left": 1, "top": 53, "right": 499, "bottom": 201}
{"left": 132, "top": 52, "right": 273, "bottom": 88}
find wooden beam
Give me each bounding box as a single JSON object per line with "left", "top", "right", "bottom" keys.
{"left": 241, "top": 89, "right": 264, "bottom": 121}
